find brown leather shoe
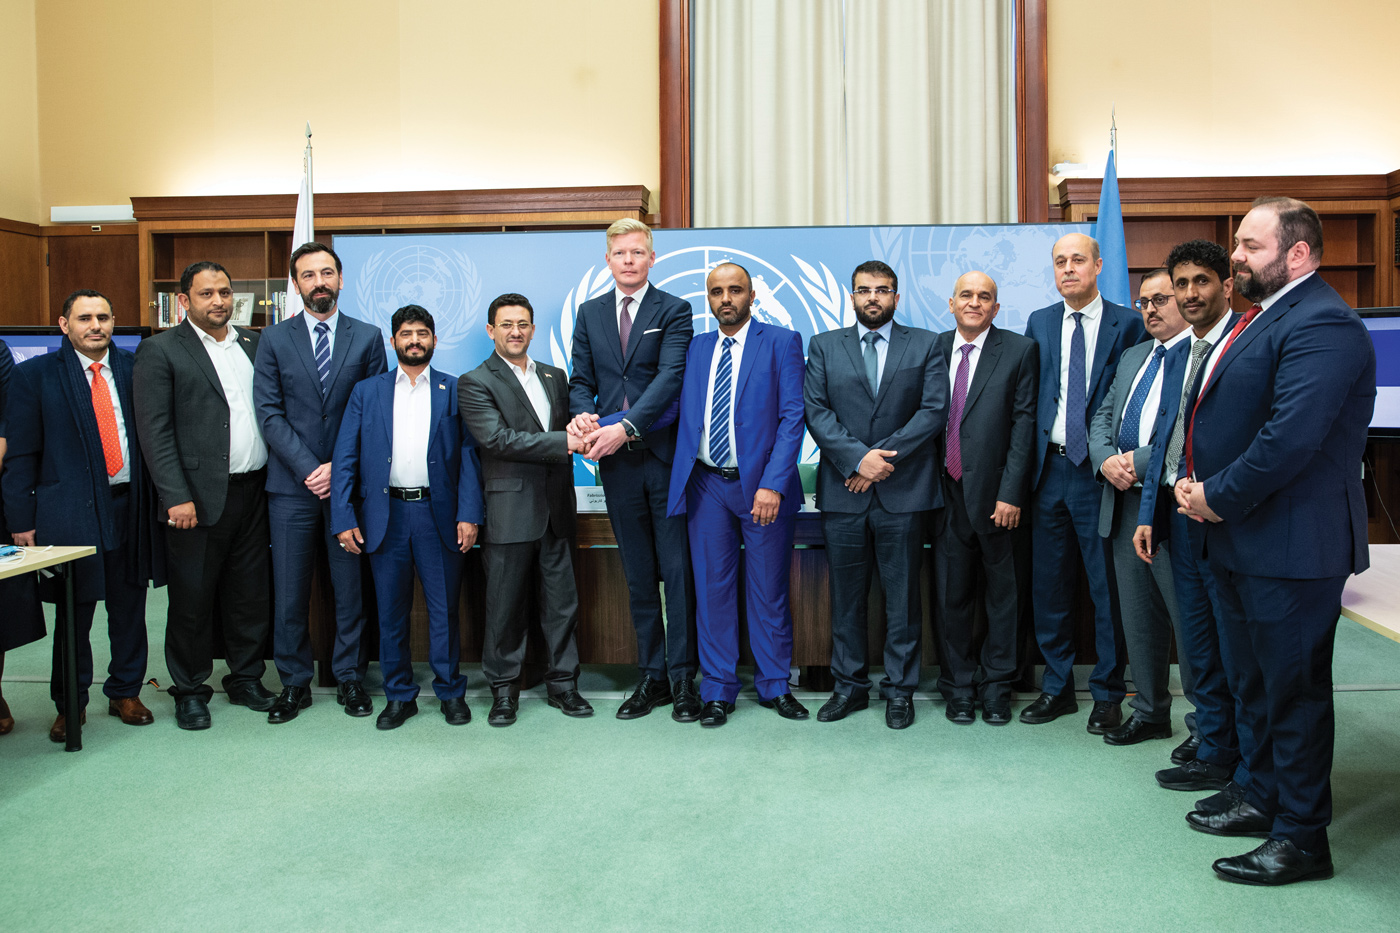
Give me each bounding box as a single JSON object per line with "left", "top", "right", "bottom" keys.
{"left": 109, "top": 697, "right": 155, "bottom": 726}
{"left": 0, "top": 696, "right": 13, "bottom": 736}
{"left": 49, "top": 710, "right": 88, "bottom": 743}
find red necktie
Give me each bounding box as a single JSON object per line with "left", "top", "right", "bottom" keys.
{"left": 1184, "top": 303, "right": 1261, "bottom": 478}
{"left": 90, "top": 362, "right": 124, "bottom": 477}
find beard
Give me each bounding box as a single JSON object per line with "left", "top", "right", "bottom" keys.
{"left": 395, "top": 343, "right": 435, "bottom": 366}
{"left": 302, "top": 286, "right": 338, "bottom": 315}
{"left": 855, "top": 302, "right": 895, "bottom": 329}
{"left": 1234, "top": 251, "right": 1289, "bottom": 303}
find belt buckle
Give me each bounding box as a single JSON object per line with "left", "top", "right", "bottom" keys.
{"left": 405, "top": 488, "right": 424, "bottom": 502}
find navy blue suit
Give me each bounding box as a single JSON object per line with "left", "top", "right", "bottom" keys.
{"left": 0, "top": 339, "right": 46, "bottom": 654}
{"left": 331, "top": 367, "right": 484, "bottom": 702}
{"left": 1187, "top": 272, "right": 1374, "bottom": 852}
{"left": 1026, "top": 298, "right": 1146, "bottom": 700}
{"left": 568, "top": 285, "right": 696, "bottom": 684}
{"left": 668, "top": 321, "right": 805, "bottom": 704}
{"left": 254, "top": 311, "right": 386, "bottom": 687}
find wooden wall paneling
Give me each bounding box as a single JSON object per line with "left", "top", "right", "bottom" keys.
{"left": 168, "top": 233, "right": 267, "bottom": 281}
{"left": 659, "top": 0, "right": 692, "bottom": 228}
{"left": 1015, "top": 0, "right": 1050, "bottom": 223}
{"left": 575, "top": 547, "right": 638, "bottom": 662}
{"left": 0, "top": 221, "right": 44, "bottom": 326}
{"left": 43, "top": 229, "right": 139, "bottom": 326}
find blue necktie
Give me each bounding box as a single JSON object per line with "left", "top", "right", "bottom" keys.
{"left": 1065, "top": 312, "right": 1088, "bottom": 465}
{"left": 1117, "top": 345, "right": 1166, "bottom": 453}
{"left": 314, "top": 320, "right": 331, "bottom": 392}
{"left": 709, "top": 337, "right": 735, "bottom": 467}
{"left": 862, "top": 331, "right": 881, "bottom": 395}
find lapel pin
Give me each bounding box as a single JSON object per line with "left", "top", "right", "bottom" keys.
{"left": 438, "top": 382, "right": 446, "bottom": 390}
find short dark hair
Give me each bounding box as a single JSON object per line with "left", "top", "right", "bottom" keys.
{"left": 852, "top": 260, "right": 897, "bottom": 291}
{"left": 179, "top": 261, "right": 231, "bottom": 295}
{"left": 1139, "top": 267, "right": 1171, "bottom": 285}
{"left": 1252, "top": 195, "right": 1324, "bottom": 261}
{"left": 290, "top": 241, "right": 342, "bottom": 276}
{"left": 61, "top": 288, "right": 111, "bottom": 318}
{"left": 391, "top": 304, "right": 435, "bottom": 336}
{"left": 487, "top": 293, "right": 534, "bottom": 326}
{"left": 1166, "top": 239, "right": 1230, "bottom": 284}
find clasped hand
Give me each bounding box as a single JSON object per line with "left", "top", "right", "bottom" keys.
{"left": 845, "top": 448, "right": 897, "bottom": 493}
{"left": 567, "top": 412, "right": 625, "bottom": 459}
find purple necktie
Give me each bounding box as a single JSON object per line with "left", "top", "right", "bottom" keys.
{"left": 619, "top": 296, "right": 633, "bottom": 407}
{"left": 946, "top": 344, "right": 974, "bottom": 480}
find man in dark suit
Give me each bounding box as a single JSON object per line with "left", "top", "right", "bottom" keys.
{"left": 931, "top": 271, "right": 1038, "bottom": 726}
{"left": 566, "top": 219, "right": 698, "bottom": 722}
{"left": 134, "top": 261, "right": 276, "bottom": 730}
{"left": 1177, "top": 198, "right": 1374, "bottom": 885}
{"left": 255, "top": 242, "right": 387, "bottom": 723}
{"left": 332, "top": 305, "right": 483, "bottom": 730}
{"left": 2, "top": 291, "right": 165, "bottom": 742}
{"left": 804, "top": 259, "right": 946, "bottom": 729}
{"left": 460, "top": 293, "right": 592, "bottom": 727}
{"left": 1088, "top": 270, "right": 1192, "bottom": 748}
{"left": 667, "top": 263, "right": 806, "bottom": 727}
{"left": 1022, "top": 233, "right": 1146, "bottom": 732}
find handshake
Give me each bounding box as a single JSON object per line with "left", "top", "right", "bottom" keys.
{"left": 565, "top": 412, "right": 629, "bottom": 461}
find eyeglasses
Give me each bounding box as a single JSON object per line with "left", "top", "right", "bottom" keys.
{"left": 852, "top": 286, "right": 895, "bottom": 297}
{"left": 1134, "top": 294, "right": 1174, "bottom": 311}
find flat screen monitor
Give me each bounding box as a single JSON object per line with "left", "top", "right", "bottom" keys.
{"left": 1358, "top": 308, "right": 1400, "bottom": 437}
{"left": 0, "top": 326, "right": 150, "bottom": 366}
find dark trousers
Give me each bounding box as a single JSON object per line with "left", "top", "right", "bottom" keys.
{"left": 933, "top": 477, "right": 1024, "bottom": 703}
{"left": 481, "top": 526, "right": 581, "bottom": 696}
{"left": 269, "top": 491, "right": 367, "bottom": 687}
{"left": 1031, "top": 450, "right": 1125, "bottom": 700}
{"left": 367, "top": 498, "right": 466, "bottom": 702}
{"left": 164, "top": 471, "right": 270, "bottom": 700}
{"left": 599, "top": 447, "right": 697, "bottom": 683}
{"left": 823, "top": 503, "right": 922, "bottom": 699}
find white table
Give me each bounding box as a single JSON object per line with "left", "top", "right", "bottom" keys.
{"left": 1341, "top": 544, "right": 1400, "bottom": 643}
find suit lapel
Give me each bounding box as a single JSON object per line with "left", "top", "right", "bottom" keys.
{"left": 623, "top": 288, "right": 661, "bottom": 370}
{"left": 488, "top": 355, "right": 545, "bottom": 432}
{"left": 325, "top": 315, "right": 354, "bottom": 394}
{"left": 1088, "top": 305, "right": 1120, "bottom": 402}
{"left": 427, "top": 367, "right": 448, "bottom": 449}
{"left": 962, "top": 326, "right": 1001, "bottom": 415}
{"left": 873, "top": 324, "right": 910, "bottom": 410}
{"left": 1045, "top": 307, "right": 1063, "bottom": 400}
{"left": 377, "top": 370, "right": 396, "bottom": 450}
{"left": 57, "top": 342, "right": 101, "bottom": 461}
{"left": 175, "top": 321, "right": 227, "bottom": 401}
{"left": 1203, "top": 290, "right": 1299, "bottom": 402}
{"left": 290, "top": 314, "right": 324, "bottom": 396}
{"left": 599, "top": 292, "right": 625, "bottom": 372}
{"left": 734, "top": 321, "right": 764, "bottom": 406}
{"left": 1113, "top": 342, "right": 1150, "bottom": 424}
{"left": 841, "top": 326, "right": 874, "bottom": 401}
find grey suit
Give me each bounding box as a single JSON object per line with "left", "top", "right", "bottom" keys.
{"left": 1088, "top": 337, "right": 1194, "bottom": 726}
{"left": 459, "top": 353, "right": 580, "bottom": 696}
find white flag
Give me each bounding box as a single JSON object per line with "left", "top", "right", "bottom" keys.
{"left": 285, "top": 163, "right": 314, "bottom": 323}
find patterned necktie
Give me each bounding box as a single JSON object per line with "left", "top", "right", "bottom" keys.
{"left": 945, "top": 343, "right": 975, "bottom": 480}
{"left": 1162, "top": 338, "right": 1213, "bottom": 484}
{"left": 619, "top": 296, "right": 633, "bottom": 407}
{"left": 89, "top": 362, "right": 123, "bottom": 477}
{"left": 862, "top": 331, "right": 882, "bottom": 395}
{"left": 1117, "top": 345, "right": 1166, "bottom": 453}
{"left": 708, "top": 336, "right": 736, "bottom": 467}
{"left": 1185, "top": 303, "right": 1262, "bottom": 478}
{"left": 1065, "top": 311, "right": 1088, "bottom": 465}
{"left": 314, "top": 320, "right": 331, "bottom": 392}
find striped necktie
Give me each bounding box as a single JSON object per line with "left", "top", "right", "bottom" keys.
{"left": 708, "top": 337, "right": 736, "bottom": 467}
{"left": 314, "top": 320, "right": 331, "bottom": 392}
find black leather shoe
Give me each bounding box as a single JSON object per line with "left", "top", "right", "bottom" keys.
{"left": 945, "top": 697, "right": 975, "bottom": 724}
{"left": 816, "top": 692, "right": 869, "bottom": 722}
{"left": 548, "top": 689, "right": 594, "bottom": 717}
{"left": 487, "top": 696, "right": 518, "bottom": 727}
{"left": 175, "top": 696, "right": 211, "bottom": 731}
{"left": 671, "top": 678, "right": 703, "bottom": 723}
{"left": 699, "top": 700, "right": 735, "bottom": 727}
{"left": 1157, "top": 757, "right": 1234, "bottom": 792}
{"left": 267, "top": 686, "right": 312, "bottom": 724}
{"left": 1086, "top": 700, "right": 1122, "bottom": 735}
{"left": 759, "top": 692, "right": 809, "bottom": 720}
{"left": 1103, "top": 715, "right": 1171, "bottom": 746}
{"left": 1171, "top": 733, "right": 1201, "bottom": 764}
{"left": 1019, "top": 691, "right": 1078, "bottom": 724}
{"left": 886, "top": 697, "right": 916, "bottom": 730}
{"left": 1213, "top": 838, "right": 1333, "bottom": 886}
{"left": 617, "top": 676, "right": 672, "bottom": 720}
{"left": 337, "top": 680, "right": 373, "bottom": 717}
{"left": 982, "top": 699, "right": 1012, "bottom": 725}
{"left": 441, "top": 697, "right": 471, "bottom": 725}
{"left": 226, "top": 681, "right": 278, "bottom": 712}
{"left": 1186, "top": 800, "right": 1273, "bottom": 838}
{"left": 1196, "top": 781, "right": 1245, "bottom": 814}
{"left": 376, "top": 699, "right": 418, "bottom": 730}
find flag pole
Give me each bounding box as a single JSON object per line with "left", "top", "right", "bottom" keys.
{"left": 304, "top": 121, "right": 314, "bottom": 243}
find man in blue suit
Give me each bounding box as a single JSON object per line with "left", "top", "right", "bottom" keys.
{"left": 1177, "top": 198, "right": 1374, "bottom": 885}
{"left": 2, "top": 290, "right": 166, "bottom": 741}
{"left": 667, "top": 263, "right": 806, "bottom": 727}
{"left": 332, "top": 305, "right": 484, "bottom": 730}
{"left": 566, "top": 219, "right": 698, "bottom": 722}
{"left": 255, "top": 243, "right": 387, "bottom": 723}
{"left": 1022, "top": 233, "right": 1146, "bottom": 732}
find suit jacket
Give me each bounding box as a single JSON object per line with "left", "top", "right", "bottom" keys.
{"left": 803, "top": 322, "right": 947, "bottom": 513}
{"left": 458, "top": 353, "right": 576, "bottom": 545}
{"left": 1025, "top": 298, "right": 1147, "bottom": 487}
{"left": 254, "top": 311, "right": 387, "bottom": 496}
{"left": 133, "top": 320, "right": 260, "bottom": 525}
{"left": 932, "top": 325, "right": 1039, "bottom": 536}
{"left": 1190, "top": 273, "right": 1374, "bottom": 579}
{"left": 1, "top": 340, "right": 166, "bottom": 601}
{"left": 568, "top": 286, "right": 691, "bottom": 462}
{"left": 330, "top": 367, "right": 484, "bottom": 553}
{"left": 667, "top": 321, "right": 805, "bottom": 518}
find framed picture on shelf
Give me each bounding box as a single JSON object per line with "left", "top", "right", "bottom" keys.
{"left": 230, "top": 292, "right": 256, "bottom": 326}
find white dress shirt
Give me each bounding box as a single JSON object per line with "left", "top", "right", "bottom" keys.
{"left": 304, "top": 308, "right": 338, "bottom": 358}
{"left": 82, "top": 350, "right": 131, "bottom": 485}
{"left": 197, "top": 325, "right": 268, "bottom": 473}
{"left": 616, "top": 282, "right": 649, "bottom": 333}
{"left": 1202, "top": 271, "right": 1314, "bottom": 389}
{"left": 949, "top": 326, "right": 991, "bottom": 398}
{"left": 389, "top": 366, "right": 432, "bottom": 488}
{"left": 1050, "top": 292, "right": 1104, "bottom": 445}
{"left": 857, "top": 318, "right": 894, "bottom": 388}
{"left": 1122, "top": 329, "right": 1191, "bottom": 452}
{"left": 498, "top": 352, "right": 552, "bottom": 430}
{"left": 699, "top": 318, "right": 752, "bottom": 468}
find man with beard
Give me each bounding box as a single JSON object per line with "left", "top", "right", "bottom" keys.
{"left": 667, "top": 263, "right": 806, "bottom": 727}
{"left": 254, "top": 243, "right": 386, "bottom": 723}
{"left": 803, "top": 260, "right": 946, "bottom": 729}
{"left": 1177, "top": 197, "right": 1374, "bottom": 885}
{"left": 332, "top": 305, "right": 482, "bottom": 730}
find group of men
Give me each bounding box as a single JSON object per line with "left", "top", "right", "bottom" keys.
{"left": 0, "top": 199, "right": 1373, "bottom": 886}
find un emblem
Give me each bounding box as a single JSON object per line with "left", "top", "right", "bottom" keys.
{"left": 354, "top": 244, "right": 481, "bottom": 352}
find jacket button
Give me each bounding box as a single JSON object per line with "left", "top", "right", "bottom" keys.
{"left": 221, "top": 454, "right": 228, "bottom": 460}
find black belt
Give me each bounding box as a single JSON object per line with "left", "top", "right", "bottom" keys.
{"left": 109, "top": 483, "right": 130, "bottom": 498}
{"left": 229, "top": 469, "right": 265, "bottom": 484}
{"left": 1047, "top": 443, "right": 1067, "bottom": 457}
{"left": 698, "top": 462, "right": 740, "bottom": 481}
{"left": 390, "top": 486, "right": 431, "bottom": 501}
{"left": 623, "top": 437, "right": 649, "bottom": 451}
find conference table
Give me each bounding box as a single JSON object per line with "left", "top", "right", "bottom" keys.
{"left": 1341, "top": 544, "right": 1400, "bottom": 643}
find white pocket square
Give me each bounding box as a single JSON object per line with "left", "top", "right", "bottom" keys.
{"left": 643, "top": 328, "right": 662, "bottom": 334}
